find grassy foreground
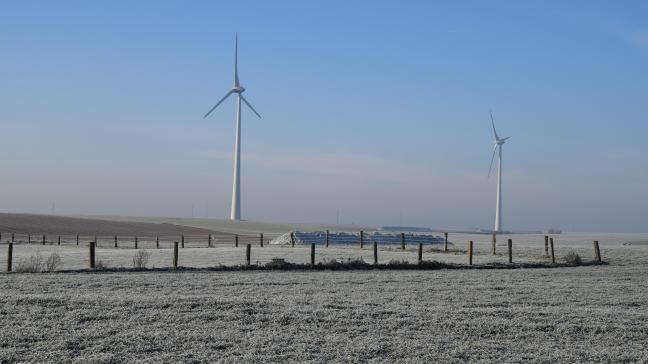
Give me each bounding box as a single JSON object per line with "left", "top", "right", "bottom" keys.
{"left": 1, "top": 262, "right": 646, "bottom": 362}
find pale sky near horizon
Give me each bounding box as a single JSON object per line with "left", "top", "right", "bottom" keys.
{"left": 1, "top": 1, "right": 647, "bottom": 232}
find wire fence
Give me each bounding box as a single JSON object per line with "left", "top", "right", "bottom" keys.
{"left": 0, "top": 231, "right": 605, "bottom": 272}
{"left": 290, "top": 231, "right": 447, "bottom": 246}
{"left": 0, "top": 232, "right": 280, "bottom": 249}
{"left": 0, "top": 230, "right": 450, "bottom": 248}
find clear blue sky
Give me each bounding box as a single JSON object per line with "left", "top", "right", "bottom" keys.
{"left": 1, "top": 1, "right": 647, "bottom": 232}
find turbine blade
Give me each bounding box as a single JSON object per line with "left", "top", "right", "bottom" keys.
{"left": 203, "top": 90, "right": 233, "bottom": 119}
{"left": 488, "top": 144, "right": 498, "bottom": 177}
{"left": 240, "top": 94, "right": 261, "bottom": 119}
{"left": 490, "top": 110, "right": 500, "bottom": 140}
{"left": 234, "top": 33, "right": 240, "bottom": 87}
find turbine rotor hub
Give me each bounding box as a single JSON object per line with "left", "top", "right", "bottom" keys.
{"left": 232, "top": 86, "right": 245, "bottom": 93}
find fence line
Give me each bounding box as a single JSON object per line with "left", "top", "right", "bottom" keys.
{"left": 1, "top": 232, "right": 605, "bottom": 272}
{"left": 1, "top": 230, "right": 456, "bottom": 248}
{"left": 0, "top": 232, "right": 281, "bottom": 248}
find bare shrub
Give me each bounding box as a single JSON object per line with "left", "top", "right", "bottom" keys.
{"left": 563, "top": 251, "right": 583, "bottom": 265}
{"left": 95, "top": 260, "right": 108, "bottom": 270}
{"left": 132, "top": 250, "right": 151, "bottom": 269}
{"left": 44, "top": 253, "right": 63, "bottom": 272}
{"left": 15, "top": 252, "right": 44, "bottom": 273}
{"left": 265, "top": 258, "right": 292, "bottom": 269}
{"left": 319, "top": 257, "right": 370, "bottom": 270}
{"left": 14, "top": 252, "right": 64, "bottom": 273}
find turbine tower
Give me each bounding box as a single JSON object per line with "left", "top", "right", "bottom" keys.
{"left": 204, "top": 33, "right": 261, "bottom": 221}
{"left": 488, "top": 111, "right": 510, "bottom": 233}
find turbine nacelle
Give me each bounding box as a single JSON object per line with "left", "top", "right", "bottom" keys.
{"left": 203, "top": 34, "right": 261, "bottom": 120}
{"left": 495, "top": 137, "right": 510, "bottom": 145}
{"left": 488, "top": 112, "right": 510, "bottom": 177}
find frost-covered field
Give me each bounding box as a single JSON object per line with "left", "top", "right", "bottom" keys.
{"left": 0, "top": 232, "right": 644, "bottom": 269}
{"left": 1, "top": 233, "right": 647, "bottom": 362}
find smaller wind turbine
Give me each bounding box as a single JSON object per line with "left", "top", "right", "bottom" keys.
{"left": 488, "top": 111, "right": 510, "bottom": 233}
{"left": 203, "top": 33, "right": 261, "bottom": 221}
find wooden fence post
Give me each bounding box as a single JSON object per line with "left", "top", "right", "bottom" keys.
{"left": 550, "top": 237, "right": 555, "bottom": 263}
{"left": 290, "top": 232, "right": 295, "bottom": 247}
{"left": 468, "top": 241, "right": 473, "bottom": 266}
{"left": 310, "top": 243, "right": 315, "bottom": 267}
{"left": 135, "top": 236, "right": 138, "bottom": 249}
{"left": 235, "top": 234, "right": 239, "bottom": 248}
{"left": 7, "top": 243, "right": 13, "bottom": 272}
{"left": 89, "top": 242, "right": 96, "bottom": 269}
{"left": 418, "top": 243, "right": 423, "bottom": 265}
{"left": 42, "top": 235, "right": 46, "bottom": 245}
{"left": 76, "top": 234, "right": 79, "bottom": 246}
{"left": 400, "top": 232, "right": 405, "bottom": 250}
{"left": 114, "top": 235, "right": 118, "bottom": 248}
{"left": 373, "top": 241, "right": 378, "bottom": 266}
{"left": 325, "top": 230, "right": 329, "bottom": 248}
{"left": 360, "top": 231, "right": 364, "bottom": 248}
{"left": 181, "top": 235, "right": 185, "bottom": 248}
{"left": 246, "top": 244, "right": 251, "bottom": 267}
{"left": 12, "top": 233, "right": 15, "bottom": 243}
{"left": 156, "top": 236, "right": 159, "bottom": 249}
{"left": 173, "top": 242, "right": 179, "bottom": 269}
{"left": 491, "top": 234, "right": 497, "bottom": 255}
{"left": 94, "top": 235, "right": 98, "bottom": 247}
{"left": 58, "top": 236, "right": 61, "bottom": 246}
{"left": 28, "top": 234, "right": 31, "bottom": 244}
{"left": 508, "top": 239, "right": 513, "bottom": 263}
{"left": 444, "top": 232, "right": 448, "bottom": 252}
{"left": 208, "top": 234, "right": 212, "bottom": 248}
{"left": 260, "top": 233, "right": 264, "bottom": 247}
{"left": 593, "top": 241, "right": 601, "bottom": 262}
{"left": 544, "top": 235, "right": 549, "bottom": 256}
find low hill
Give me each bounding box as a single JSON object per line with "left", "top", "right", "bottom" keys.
{"left": 0, "top": 213, "right": 219, "bottom": 237}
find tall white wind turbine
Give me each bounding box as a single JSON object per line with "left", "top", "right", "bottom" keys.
{"left": 488, "top": 111, "right": 510, "bottom": 233}
{"left": 203, "top": 33, "right": 261, "bottom": 221}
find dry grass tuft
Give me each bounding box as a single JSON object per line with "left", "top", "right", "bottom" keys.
{"left": 95, "top": 260, "right": 109, "bottom": 270}
{"left": 15, "top": 252, "right": 44, "bottom": 273}
{"left": 45, "top": 253, "right": 63, "bottom": 271}
{"left": 132, "top": 250, "right": 151, "bottom": 269}
{"left": 563, "top": 251, "right": 583, "bottom": 265}
{"left": 15, "top": 252, "right": 64, "bottom": 272}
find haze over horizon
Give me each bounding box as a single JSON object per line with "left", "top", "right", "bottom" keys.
{"left": 1, "top": 1, "right": 647, "bottom": 233}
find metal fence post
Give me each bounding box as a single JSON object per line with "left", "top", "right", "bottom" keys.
{"left": 325, "top": 230, "right": 330, "bottom": 248}
{"left": 373, "top": 241, "right": 378, "bottom": 266}
{"left": 468, "top": 241, "right": 473, "bottom": 266}
{"left": 173, "top": 242, "right": 179, "bottom": 269}
{"left": 89, "top": 242, "right": 96, "bottom": 269}
{"left": 508, "top": 239, "right": 513, "bottom": 263}
{"left": 550, "top": 238, "right": 556, "bottom": 263}
{"left": 594, "top": 241, "right": 601, "bottom": 262}
{"left": 7, "top": 243, "right": 13, "bottom": 272}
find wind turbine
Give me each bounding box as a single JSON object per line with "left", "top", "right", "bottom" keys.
{"left": 203, "top": 33, "right": 261, "bottom": 221}
{"left": 488, "top": 111, "right": 510, "bottom": 233}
